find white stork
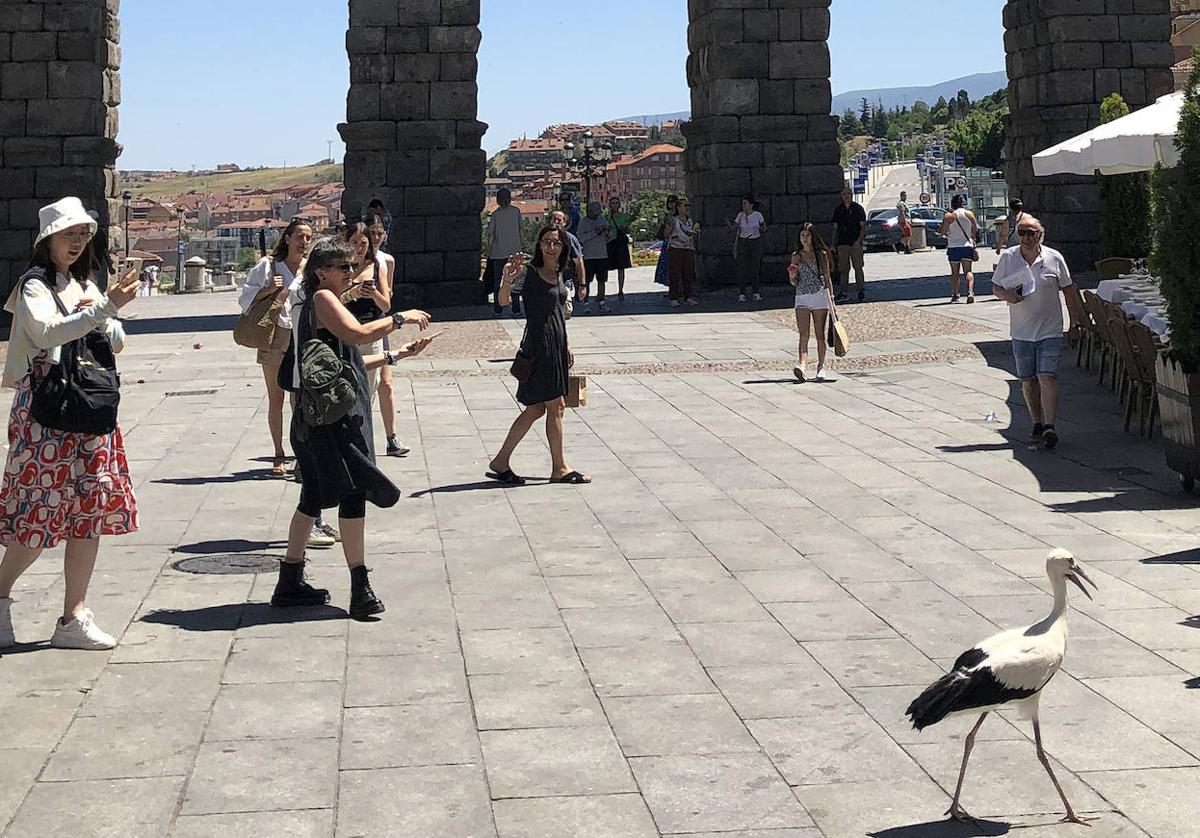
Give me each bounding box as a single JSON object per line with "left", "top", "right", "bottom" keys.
{"left": 906, "top": 548, "right": 1098, "bottom": 825}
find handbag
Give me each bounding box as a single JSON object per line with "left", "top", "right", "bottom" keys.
{"left": 565, "top": 375, "right": 587, "bottom": 408}
{"left": 953, "top": 213, "right": 980, "bottom": 263}
{"left": 510, "top": 350, "right": 534, "bottom": 383}
{"left": 296, "top": 299, "right": 357, "bottom": 427}
{"left": 826, "top": 294, "right": 850, "bottom": 358}
{"left": 26, "top": 275, "right": 120, "bottom": 435}
{"left": 234, "top": 265, "right": 285, "bottom": 349}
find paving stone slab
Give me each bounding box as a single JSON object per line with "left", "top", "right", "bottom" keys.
{"left": 579, "top": 641, "right": 718, "bottom": 697}
{"left": 470, "top": 671, "right": 606, "bottom": 731}
{"left": 183, "top": 738, "right": 338, "bottom": 815}
{"left": 4, "top": 775, "right": 184, "bottom": 838}
{"left": 341, "top": 702, "right": 481, "bottom": 769}
{"left": 42, "top": 711, "right": 207, "bottom": 781}
{"left": 492, "top": 793, "right": 659, "bottom": 838}
{"left": 204, "top": 680, "right": 343, "bottom": 742}
{"left": 344, "top": 652, "right": 471, "bottom": 707}
{"left": 480, "top": 725, "right": 636, "bottom": 798}
{"left": 335, "top": 764, "right": 495, "bottom": 838}
{"left": 603, "top": 693, "right": 759, "bottom": 757}
{"left": 172, "top": 809, "right": 335, "bottom": 838}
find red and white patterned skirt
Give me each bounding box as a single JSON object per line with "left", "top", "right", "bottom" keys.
{"left": 0, "top": 374, "right": 139, "bottom": 549}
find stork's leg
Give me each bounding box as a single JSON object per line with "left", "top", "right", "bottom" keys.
{"left": 945, "top": 712, "right": 987, "bottom": 822}
{"left": 1032, "top": 718, "right": 1097, "bottom": 826}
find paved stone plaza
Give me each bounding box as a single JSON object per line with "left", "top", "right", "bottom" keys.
{"left": 1, "top": 248, "right": 1199, "bottom": 838}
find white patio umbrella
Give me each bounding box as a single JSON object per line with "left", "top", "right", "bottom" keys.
{"left": 1032, "top": 91, "right": 1184, "bottom": 176}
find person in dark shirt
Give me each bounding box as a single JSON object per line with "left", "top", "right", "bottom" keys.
{"left": 830, "top": 186, "right": 867, "bottom": 303}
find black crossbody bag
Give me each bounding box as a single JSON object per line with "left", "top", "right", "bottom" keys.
{"left": 26, "top": 274, "right": 120, "bottom": 435}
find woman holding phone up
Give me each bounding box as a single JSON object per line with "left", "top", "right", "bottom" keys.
{"left": 272, "top": 238, "right": 431, "bottom": 620}
{"left": 486, "top": 226, "right": 590, "bottom": 486}
{"left": 339, "top": 220, "right": 392, "bottom": 398}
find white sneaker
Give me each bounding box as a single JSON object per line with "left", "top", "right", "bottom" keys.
{"left": 815, "top": 365, "right": 834, "bottom": 382}
{"left": 51, "top": 609, "right": 116, "bottom": 651}
{"left": 0, "top": 597, "right": 14, "bottom": 648}
{"left": 752, "top": 293, "right": 762, "bottom": 302}
{"left": 793, "top": 365, "right": 806, "bottom": 382}
{"left": 685, "top": 298, "right": 699, "bottom": 306}
{"left": 738, "top": 294, "right": 747, "bottom": 303}
{"left": 309, "top": 522, "right": 336, "bottom": 549}
{"left": 670, "top": 300, "right": 680, "bottom": 307}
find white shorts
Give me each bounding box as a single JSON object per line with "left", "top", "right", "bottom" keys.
{"left": 794, "top": 291, "right": 831, "bottom": 310}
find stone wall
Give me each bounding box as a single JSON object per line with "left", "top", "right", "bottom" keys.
{"left": 0, "top": 0, "right": 119, "bottom": 301}
{"left": 1004, "top": 0, "right": 1174, "bottom": 268}
{"left": 340, "top": 0, "right": 487, "bottom": 307}
{"left": 683, "top": 0, "right": 842, "bottom": 287}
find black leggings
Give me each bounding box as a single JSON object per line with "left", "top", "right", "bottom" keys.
{"left": 297, "top": 490, "right": 366, "bottom": 520}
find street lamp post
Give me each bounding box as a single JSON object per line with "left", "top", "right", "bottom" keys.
{"left": 563, "top": 130, "right": 613, "bottom": 203}
{"left": 121, "top": 190, "right": 132, "bottom": 260}
{"left": 175, "top": 206, "right": 185, "bottom": 294}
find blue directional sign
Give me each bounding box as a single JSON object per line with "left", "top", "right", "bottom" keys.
{"left": 955, "top": 152, "right": 965, "bottom": 166}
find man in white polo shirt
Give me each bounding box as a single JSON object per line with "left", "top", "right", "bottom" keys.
{"left": 991, "top": 216, "right": 1085, "bottom": 449}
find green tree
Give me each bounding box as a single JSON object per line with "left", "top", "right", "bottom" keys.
{"left": 932, "top": 95, "right": 950, "bottom": 125}
{"left": 629, "top": 189, "right": 675, "bottom": 241}
{"left": 949, "top": 108, "right": 1007, "bottom": 168}
{"left": 839, "top": 108, "right": 865, "bottom": 138}
{"left": 236, "top": 248, "right": 259, "bottom": 271}
{"left": 1098, "top": 93, "right": 1151, "bottom": 260}
{"left": 1150, "top": 50, "right": 1200, "bottom": 366}
{"left": 860, "top": 97, "right": 871, "bottom": 124}
{"left": 871, "top": 106, "right": 889, "bottom": 138}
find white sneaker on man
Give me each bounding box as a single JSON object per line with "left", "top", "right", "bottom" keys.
{"left": 51, "top": 609, "right": 116, "bottom": 651}
{"left": 0, "top": 597, "right": 15, "bottom": 648}
{"left": 309, "top": 522, "right": 336, "bottom": 549}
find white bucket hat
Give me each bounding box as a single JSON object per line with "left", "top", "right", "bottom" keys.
{"left": 34, "top": 197, "right": 98, "bottom": 248}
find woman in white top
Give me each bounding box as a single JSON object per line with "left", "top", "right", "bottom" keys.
{"left": 788, "top": 222, "right": 836, "bottom": 383}
{"left": 0, "top": 197, "right": 142, "bottom": 651}
{"left": 366, "top": 213, "right": 408, "bottom": 458}
{"left": 729, "top": 196, "right": 766, "bottom": 303}
{"left": 667, "top": 198, "right": 700, "bottom": 306}
{"left": 239, "top": 218, "right": 314, "bottom": 476}
{"left": 940, "top": 194, "right": 979, "bottom": 303}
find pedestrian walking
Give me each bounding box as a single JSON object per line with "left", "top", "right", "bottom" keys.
{"left": 549, "top": 210, "right": 585, "bottom": 299}
{"left": 730, "top": 196, "right": 766, "bottom": 302}
{"left": 484, "top": 188, "right": 523, "bottom": 316}
{"left": 995, "top": 198, "right": 1029, "bottom": 253}
{"left": 940, "top": 194, "right": 979, "bottom": 303}
{"left": 606, "top": 196, "right": 633, "bottom": 302}
{"left": 667, "top": 198, "right": 700, "bottom": 306}
{"left": 367, "top": 213, "right": 410, "bottom": 458}
{"left": 653, "top": 194, "right": 678, "bottom": 290}
{"left": 831, "top": 186, "right": 867, "bottom": 303}
{"left": 991, "top": 217, "right": 1085, "bottom": 450}
{"left": 240, "top": 218, "right": 314, "bottom": 476}
{"left": 788, "top": 222, "right": 836, "bottom": 383}
{"left": 576, "top": 201, "right": 610, "bottom": 314}
{"left": 896, "top": 191, "right": 913, "bottom": 254}
{"left": 558, "top": 192, "right": 580, "bottom": 235}
{"left": 487, "top": 227, "right": 590, "bottom": 486}
{"left": 339, "top": 220, "right": 393, "bottom": 398}
{"left": 274, "top": 238, "right": 431, "bottom": 619}
{"left": 0, "top": 197, "right": 142, "bottom": 650}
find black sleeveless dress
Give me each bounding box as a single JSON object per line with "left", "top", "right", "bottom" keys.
{"left": 289, "top": 297, "right": 400, "bottom": 511}
{"left": 512, "top": 266, "right": 570, "bottom": 406}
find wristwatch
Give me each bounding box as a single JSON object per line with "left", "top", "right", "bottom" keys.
{"left": 391, "top": 311, "right": 405, "bottom": 330}
{"left": 384, "top": 350, "right": 397, "bottom": 366}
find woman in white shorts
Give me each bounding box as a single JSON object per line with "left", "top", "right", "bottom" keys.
{"left": 789, "top": 222, "right": 836, "bottom": 383}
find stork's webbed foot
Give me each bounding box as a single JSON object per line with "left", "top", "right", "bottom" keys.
{"left": 1060, "top": 812, "right": 1098, "bottom": 827}
{"left": 945, "top": 802, "right": 974, "bottom": 822}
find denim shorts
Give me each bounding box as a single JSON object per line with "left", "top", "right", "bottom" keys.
{"left": 1012, "top": 336, "right": 1064, "bottom": 381}
{"left": 947, "top": 246, "right": 975, "bottom": 263}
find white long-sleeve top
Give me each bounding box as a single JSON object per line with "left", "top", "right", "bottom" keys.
{"left": 239, "top": 257, "right": 303, "bottom": 330}
{"left": 3, "top": 269, "right": 125, "bottom": 389}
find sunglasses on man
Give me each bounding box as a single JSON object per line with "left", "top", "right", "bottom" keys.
{"left": 1017, "top": 228, "right": 1040, "bottom": 238}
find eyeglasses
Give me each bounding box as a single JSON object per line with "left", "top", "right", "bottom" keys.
{"left": 59, "top": 231, "right": 93, "bottom": 243}
{"left": 336, "top": 262, "right": 356, "bottom": 272}
{"left": 1017, "top": 228, "right": 1040, "bottom": 238}
{"left": 541, "top": 240, "right": 563, "bottom": 248}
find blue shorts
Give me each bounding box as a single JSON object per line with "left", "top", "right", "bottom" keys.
{"left": 1013, "top": 336, "right": 1064, "bottom": 381}
{"left": 947, "top": 246, "right": 975, "bottom": 263}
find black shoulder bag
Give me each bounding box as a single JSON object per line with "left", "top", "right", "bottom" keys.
{"left": 26, "top": 275, "right": 121, "bottom": 435}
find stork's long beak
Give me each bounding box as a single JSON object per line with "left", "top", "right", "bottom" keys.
{"left": 1068, "top": 567, "right": 1097, "bottom": 600}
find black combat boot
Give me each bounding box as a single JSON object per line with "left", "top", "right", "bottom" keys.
{"left": 270, "top": 561, "right": 330, "bottom": 607}
{"left": 349, "top": 565, "right": 385, "bottom": 620}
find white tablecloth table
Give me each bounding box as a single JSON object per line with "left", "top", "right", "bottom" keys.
{"left": 1094, "top": 276, "right": 1169, "bottom": 338}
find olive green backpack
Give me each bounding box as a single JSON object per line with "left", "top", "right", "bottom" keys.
{"left": 297, "top": 298, "right": 357, "bottom": 427}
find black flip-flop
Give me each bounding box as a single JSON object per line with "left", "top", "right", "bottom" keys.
{"left": 485, "top": 469, "right": 526, "bottom": 485}
{"left": 550, "top": 471, "right": 592, "bottom": 485}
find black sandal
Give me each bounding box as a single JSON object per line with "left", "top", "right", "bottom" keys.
{"left": 485, "top": 469, "right": 526, "bottom": 485}
{"left": 550, "top": 470, "right": 592, "bottom": 485}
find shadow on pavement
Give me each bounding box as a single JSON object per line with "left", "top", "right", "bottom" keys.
{"left": 0, "top": 641, "right": 51, "bottom": 657}
{"left": 870, "top": 818, "right": 1009, "bottom": 838}
{"left": 140, "top": 602, "right": 346, "bottom": 632}
{"left": 173, "top": 539, "right": 283, "bottom": 555}
{"left": 411, "top": 480, "right": 530, "bottom": 497}
{"left": 1140, "top": 549, "right": 1200, "bottom": 565}
{"left": 153, "top": 469, "right": 281, "bottom": 486}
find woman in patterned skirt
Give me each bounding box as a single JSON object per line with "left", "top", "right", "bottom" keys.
{"left": 0, "top": 197, "right": 142, "bottom": 650}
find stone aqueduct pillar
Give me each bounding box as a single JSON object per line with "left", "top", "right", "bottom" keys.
{"left": 0, "top": 0, "right": 120, "bottom": 298}
{"left": 683, "top": 0, "right": 842, "bottom": 286}
{"left": 1003, "top": 0, "right": 1174, "bottom": 267}
{"left": 0, "top": 1, "right": 1179, "bottom": 307}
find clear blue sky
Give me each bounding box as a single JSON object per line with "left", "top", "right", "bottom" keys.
{"left": 119, "top": 0, "right": 1006, "bottom": 170}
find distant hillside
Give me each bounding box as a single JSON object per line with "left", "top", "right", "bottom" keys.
{"left": 123, "top": 163, "right": 343, "bottom": 198}
{"left": 615, "top": 110, "right": 690, "bottom": 126}
{"left": 831, "top": 71, "right": 1007, "bottom": 115}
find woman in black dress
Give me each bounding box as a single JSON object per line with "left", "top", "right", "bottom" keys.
{"left": 487, "top": 226, "right": 591, "bottom": 486}
{"left": 273, "top": 238, "right": 431, "bottom": 619}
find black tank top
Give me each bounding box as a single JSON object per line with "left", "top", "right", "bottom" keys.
{"left": 344, "top": 258, "right": 382, "bottom": 325}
